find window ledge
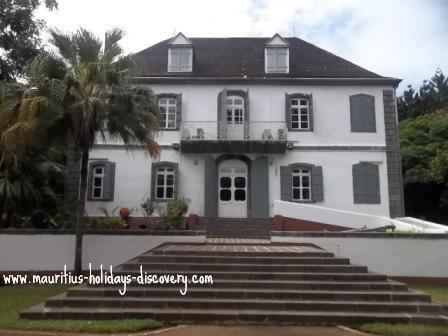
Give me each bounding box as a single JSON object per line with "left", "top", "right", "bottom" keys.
{"left": 291, "top": 200, "right": 316, "bottom": 204}
{"left": 154, "top": 198, "right": 177, "bottom": 203}
{"left": 288, "top": 129, "right": 313, "bottom": 132}
{"left": 158, "top": 128, "right": 179, "bottom": 132}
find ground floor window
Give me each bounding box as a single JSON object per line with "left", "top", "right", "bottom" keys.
{"left": 155, "top": 167, "right": 175, "bottom": 200}
{"left": 92, "top": 166, "right": 105, "bottom": 199}
{"left": 292, "top": 167, "right": 312, "bottom": 201}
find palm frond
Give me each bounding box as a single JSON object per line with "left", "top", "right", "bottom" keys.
{"left": 75, "top": 28, "right": 102, "bottom": 64}
{"left": 49, "top": 28, "right": 76, "bottom": 62}
{"left": 103, "top": 28, "right": 126, "bottom": 63}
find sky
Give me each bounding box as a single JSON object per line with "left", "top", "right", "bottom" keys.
{"left": 36, "top": 0, "right": 448, "bottom": 92}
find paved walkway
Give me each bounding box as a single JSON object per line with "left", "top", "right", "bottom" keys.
{"left": 206, "top": 238, "right": 271, "bottom": 244}
{"left": 0, "top": 325, "right": 374, "bottom": 336}
{"left": 155, "top": 243, "right": 323, "bottom": 254}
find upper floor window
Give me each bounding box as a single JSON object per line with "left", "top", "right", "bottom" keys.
{"left": 291, "top": 97, "right": 310, "bottom": 130}
{"left": 87, "top": 161, "right": 116, "bottom": 202}
{"left": 226, "top": 96, "right": 244, "bottom": 125}
{"left": 158, "top": 97, "right": 177, "bottom": 129}
{"left": 292, "top": 167, "right": 312, "bottom": 201}
{"left": 265, "top": 47, "right": 289, "bottom": 73}
{"left": 265, "top": 33, "right": 289, "bottom": 74}
{"left": 350, "top": 94, "right": 376, "bottom": 133}
{"left": 285, "top": 93, "right": 313, "bottom": 131}
{"left": 151, "top": 162, "right": 179, "bottom": 201}
{"left": 168, "top": 47, "right": 193, "bottom": 72}
{"left": 156, "top": 93, "right": 182, "bottom": 130}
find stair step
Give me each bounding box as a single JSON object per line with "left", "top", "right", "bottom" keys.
{"left": 151, "top": 250, "right": 334, "bottom": 257}
{"left": 45, "top": 295, "right": 446, "bottom": 314}
{"left": 21, "top": 305, "right": 448, "bottom": 325}
{"left": 101, "top": 269, "right": 387, "bottom": 282}
{"left": 86, "top": 279, "right": 406, "bottom": 291}
{"left": 134, "top": 255, "right": 350, "bottom": 265}
{"left": 67, "top": 287, "right": 430, "bottom": 302}
{"left": 120, "top": 262, "right": 365, "bottom": 273}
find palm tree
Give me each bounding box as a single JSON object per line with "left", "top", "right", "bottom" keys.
{"left": 4, "top": 28, "right": 160, "bottom": 273}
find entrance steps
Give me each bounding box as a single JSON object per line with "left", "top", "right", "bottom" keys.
{"left": 196, "top": 218, "right": 272, "bottom": 238}
{"left": 21, "top": 242, "right": 448, "bottom": 325}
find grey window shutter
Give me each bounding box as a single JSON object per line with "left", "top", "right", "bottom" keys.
{"left": 103, "top": 161, "right": 116, "bottom": 201}
{"left": 244, "top": 90, "right": 249, "bottom": 139}
{"left": 172, "top": 162, "right": 179, "bottom": 200}
{"left": 353, "top": 163, "right": 380, "bottom": 204}
{"left": 204, "top": 156, "right": 218, "bottom": 217}
{"left": 251, "top": 157, "right": 269, "bottom": 218}
{"left": 87, "top": 162, "right": 94, "bottom": 201}
{"left": 280, "top": 166, "right": 292, "bottom": 201}
{"left": 363, "top": 95, "right": 376, "bottom": 132}
{"left": 151, "top": 162, "right": 158, "bottom": 200}
{"left": 308, "top": 94, "right": 314, "bottom": 132}
{"left": 175, "top": 93, "right": 182, "bottom": 130}
{"left": 217, "top": 88, "right": 227, "bottom": 139}
{"left": 285, "top": 93, "right": 292, "bottom": 131}
{"left": 311, "top": 165, "right": 324, "bottom": 202}
{"left": 350, "top": 94, "right": 376, "bottom": 132}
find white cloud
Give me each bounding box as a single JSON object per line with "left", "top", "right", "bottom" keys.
{"left": 36, "top": 0, "right": 448, "bottom": 91}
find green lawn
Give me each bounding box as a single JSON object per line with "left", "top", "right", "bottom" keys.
{"left": 410, "top": 284, "right": 448, "bottom": 303}
{"left": 360, "top": 323, "right": 448, "bottom": 336}
{"left": 0, "top": 284, "right": 161, "bottom": 333}
{"left": 360, "top": 285, "right": 448, "bottom": 336}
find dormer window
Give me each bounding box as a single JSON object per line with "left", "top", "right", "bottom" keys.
{"left": 265, "top": 33, "right": 289, "bottom": 74}
{"left": 167, "top": 32, "right": 193, "bottom": 73}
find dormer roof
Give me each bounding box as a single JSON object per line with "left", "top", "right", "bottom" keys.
{"left": 168, "top": 32, "right": 192, "bottom": 46}
{"left": 265, "top": 33, "right": 289, "bottom": 47}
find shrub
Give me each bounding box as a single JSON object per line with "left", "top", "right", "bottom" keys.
{"left": 159, "top": 198, "right": 189, "bottom": 230}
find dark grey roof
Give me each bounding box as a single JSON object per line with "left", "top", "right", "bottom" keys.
{"left": 134, "top": 37, "right": 390, "bottom": 80}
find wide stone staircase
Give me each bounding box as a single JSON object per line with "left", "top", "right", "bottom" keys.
{"left": 22, "top": 241, "right": 448, "bottom": 325}
{"left": 196, "top": 218, "right": 272, "bottom": 238}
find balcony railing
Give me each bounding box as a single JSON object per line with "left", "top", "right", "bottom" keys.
{"left": 181, "top": 121, "right": 288, "bottom": 142}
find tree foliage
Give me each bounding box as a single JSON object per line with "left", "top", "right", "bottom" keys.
{"left": 0, "top": 83, "right": 65, "bottom": 228}
{"left": 398, "top": 69, "right": 448, "bottom": 121}
{"left": 398, "top": 69, "right": 448, "bottom": 224}
{"left": 0, "top": 0, "right": 58, "bottom": 81}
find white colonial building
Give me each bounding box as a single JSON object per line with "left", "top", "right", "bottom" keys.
{"left": 84, "top": 33, "right": 404, "bottom": 223}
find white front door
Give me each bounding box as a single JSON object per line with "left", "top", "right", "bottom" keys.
{"left": 226, "top": 96, "right": 245, "bottom": 140}
{"left": 218, "top": 160, "right": 248, "bottom": 218}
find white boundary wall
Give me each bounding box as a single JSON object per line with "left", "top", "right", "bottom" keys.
{"left": 82, "top": 235, "right": 204, "bottom": 270}
{"left": 273, "top": 200, "right": 448, "bottom": 233}
{"left": 0, "top": 233, "right": 205, "bottom": 271}
{"left": 272, "top": 235, "right": 448, "bottom": 277}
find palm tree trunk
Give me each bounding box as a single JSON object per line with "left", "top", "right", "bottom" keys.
{"left": 74, "top": 148, "right": 89, "bottom": 274}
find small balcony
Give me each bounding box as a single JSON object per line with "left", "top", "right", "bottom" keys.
{"left": 180, "top": 121, "right": 288, "bottom": 154}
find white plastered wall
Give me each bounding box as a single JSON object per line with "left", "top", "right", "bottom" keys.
{"left": 87, "top": 83, "right": 394, "bottom": 217}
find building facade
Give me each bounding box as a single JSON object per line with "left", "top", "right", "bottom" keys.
{"left": 84, "top": 33, "right": 404, "bottom": 220}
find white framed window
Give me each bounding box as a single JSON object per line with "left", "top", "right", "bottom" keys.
{"left": 168, "top": 47, "right": 192, "bottom": 72}
{"left": 292, "top": 167, "right": 312, "bottom": 201}
{"left": 226, "top": 96, "right": 244, "bottom": 125}
{"left": 265, "top": 47, "right": 289, "bottom": 73}
{"left": 291, "top": 98, "right": 310, "bottom": 130}
{"left": 158, "top": 97, "right": 177, "bottom": 129}
{"left": 155, "top": 167, "right": 175, "bottom": 200}
{"left": 92, "top": 166, "right": 105, "bottom": 199}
